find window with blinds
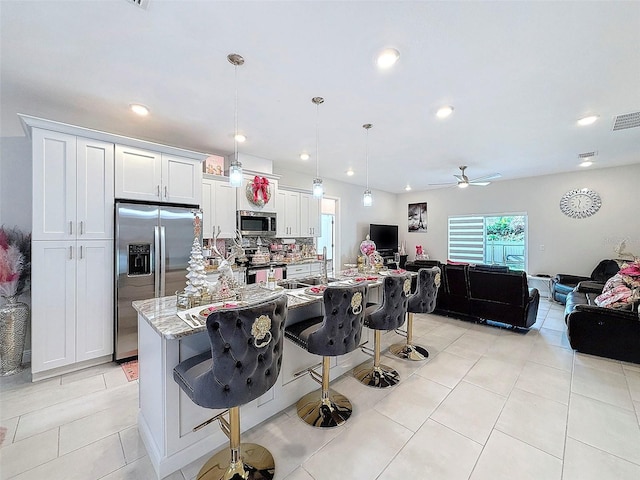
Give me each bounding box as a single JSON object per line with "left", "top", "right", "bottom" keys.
{"left": 448, "top": 214, "right": 527, "bottom": 270}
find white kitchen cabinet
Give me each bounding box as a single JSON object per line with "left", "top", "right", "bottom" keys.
{"left": 276, "top": 189, "right": 300, "bottom": 237}
{"left": 31, "top": 240, "right": 113, "bottom": 377}
{"left": 32, "top": 130, "right": 114, "bottom": 241}
{"left": 115, "top": 145, "right": 202, "bottom": 205}
{"left": 202, "top": 177, "right": 236, "bottom": 239}
{"left": 299, "top": 192, "right": 321, "bottom": 237}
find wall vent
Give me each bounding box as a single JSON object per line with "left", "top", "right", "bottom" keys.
{"left": 578, "top": 151, "right": 597, "bottom": 159}
{"left": 612, "top": 111, "right": 640, "bottom": 131}
{"left": 125, "top": 0, "right": 150, "bottom": 9}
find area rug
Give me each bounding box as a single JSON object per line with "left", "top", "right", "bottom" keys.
{"left": 121, "top": 360, "right": 139, "bottom": 382}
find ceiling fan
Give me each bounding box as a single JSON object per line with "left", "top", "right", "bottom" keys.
{"left": 430, "top": 165, "right": 502, "bottom": 188}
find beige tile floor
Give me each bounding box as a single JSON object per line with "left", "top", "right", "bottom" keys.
{"left": 2, "top": 298, "right": 640, "bottom": 480}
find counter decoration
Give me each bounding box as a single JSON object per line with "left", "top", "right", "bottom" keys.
{"left": 178, "top": 213, "right": 213, "bottom": 309}
{"left": 359, "top": 235, "right": 377, "bottom": 273}
{"left": 246, "top": 175, "right": 271, "bottom": 207}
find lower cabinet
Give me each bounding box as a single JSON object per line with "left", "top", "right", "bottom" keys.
{"left": 286, "top": 262, "right": 322, "bottom": 279}
{"left": 31, "top": 240, "right": 113, "bottom": 378}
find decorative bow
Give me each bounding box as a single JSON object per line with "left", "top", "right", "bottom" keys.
{"left": 252, "top": 176, "right": 270, "bottom": 203}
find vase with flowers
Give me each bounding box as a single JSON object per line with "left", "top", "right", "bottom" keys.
{"left": 0, "top": 226, "right": 31, "bottom": 375}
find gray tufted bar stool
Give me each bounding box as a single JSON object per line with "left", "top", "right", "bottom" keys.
{"left": 173, "top": 294, "right": 287, "bottom": 480}
{"left": 390, "top": 267, "right": 441, "bottom": 361}
{"left": 354, "top": 273, "right": 411, "bottom": 388}
{"left": 284, "top": 283, "right": 368, "bottom": 428}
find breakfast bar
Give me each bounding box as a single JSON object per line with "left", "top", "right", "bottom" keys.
{"left": 133, "top": 280, "right": 384, "bottom": 479}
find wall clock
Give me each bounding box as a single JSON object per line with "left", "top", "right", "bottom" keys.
{"left": 559, "top": 188, "right": 602, "bottom": 219}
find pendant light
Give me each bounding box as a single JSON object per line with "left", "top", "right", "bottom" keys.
{"left": 312, "top": 97, "right": 324, "bottom": 198}
{"left": 362, "top": 123, "right": 373, "bottom": 207}
{"left": 228, "top": 53, "right": 244, "bottom": 187}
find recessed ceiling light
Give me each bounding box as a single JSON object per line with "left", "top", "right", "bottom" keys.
{"left": 346, "top": 169, "right": 355, "bottom": 176}
{"left": 129, "top": 104, "right": 149, "bottom": 116}
{"left": 300, "top": 153, "right": 310, "bottom": 161}
{"left": 436, "top": 105, "right": 454, "bottom": 118}
{"left": 234, "top": 133, "right": 246, "bottom": 143}
{"left": 405, "top": 185, "right": 412, "bottom": 191}
{"left": 376, "top": 48, "right": 400, "bottom": 69}
{"left": 579, "top": 160, "right": 593, "bottom": 167}
{"left": 577, "top": 115, "right": 599, "bottom": 126}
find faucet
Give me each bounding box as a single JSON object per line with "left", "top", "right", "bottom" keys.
{"left": 321, "top": 246, "right": 328, "bottom": 284}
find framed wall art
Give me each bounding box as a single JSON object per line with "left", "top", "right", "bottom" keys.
{"left": 408, "top": 202, "right": 427, "bottom": 232}
{"left": 203, "top": 154, "right": 225, "bottom": 176}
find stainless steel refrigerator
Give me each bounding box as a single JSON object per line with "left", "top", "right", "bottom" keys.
{"left": 115, "top": 201, "right": 198, "bottom": 361}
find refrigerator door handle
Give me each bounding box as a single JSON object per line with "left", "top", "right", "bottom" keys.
{"left": 154, "top": 226, "right": 161, "bottom": 297}
{"left": 160, "top": 225, "right": 167, "bottom": 297}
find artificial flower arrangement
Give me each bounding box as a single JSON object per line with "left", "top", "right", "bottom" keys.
{"left": 0, "top": 226, "right": 31, "bottom": 298}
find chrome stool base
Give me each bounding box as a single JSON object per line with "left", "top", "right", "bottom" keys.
{"left": 389, "top": 342, "right": 429, "bottom": 361}
{"left": 296, "top": 388, "right": 353, "bottom": 428}
{"left": 354, "top": 363, "right": 400, "bottom": 388}
{"left": 198, "top": 443, "right": 274, "bottom": 480}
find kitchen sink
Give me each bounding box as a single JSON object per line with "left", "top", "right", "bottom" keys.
{"left": 278, "top": 280, "right": 312, "bottom": 290}
{"left": 297, "top": 276, "right": 338, "bottom": 285}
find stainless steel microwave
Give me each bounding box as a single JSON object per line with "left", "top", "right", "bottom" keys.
{"left": 237, "top": 210, "right": 277, "bottom": 237}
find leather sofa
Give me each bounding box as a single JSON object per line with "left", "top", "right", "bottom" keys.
{"left": 551, "top": 259, "right": 620, "bottom": 304}
{"left": 565, "top": 282, "right": 640, "bottom": 364}
{"left": 406, "top": 261, "right": 540, "bottom": 328}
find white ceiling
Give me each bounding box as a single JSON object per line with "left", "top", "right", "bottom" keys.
{"left": 2, "top": 1, "right": 639, "bottom": 193}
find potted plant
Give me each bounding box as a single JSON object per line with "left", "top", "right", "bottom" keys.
{"left": 0, "top": 226, "right": 31, "bottom": 375}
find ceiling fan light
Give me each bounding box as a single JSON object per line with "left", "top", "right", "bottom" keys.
{"left": 458, "top": 182, "right": 469, "bottom": 189}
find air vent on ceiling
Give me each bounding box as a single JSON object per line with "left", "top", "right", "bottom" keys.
{"left": 612, "top": 111, "right": 640, "bottom": 131}
{"left": 578, "top": 151, "right": 597, "bottom": 159}
{"left": 125, "top": 0, "right": 150, "bottom": 9}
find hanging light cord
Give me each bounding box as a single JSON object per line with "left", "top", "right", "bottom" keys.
{"left": 365, "top": 126, "right": 370, "bottom": 189}
{"left": 233, "top": 63, "right": 238, "bottom": 164}
{"left": 315, "top": 102, "right": 320, "bottom": 178}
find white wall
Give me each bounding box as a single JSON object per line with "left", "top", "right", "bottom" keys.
{"left": 397, "top": 163, "right": 640, "bottom": 278}
{"left": 0, "top": 136, "right": 32, "bottom": 230}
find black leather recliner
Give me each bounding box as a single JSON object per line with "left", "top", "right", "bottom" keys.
{"left": 551, "top": 259, "right": 619, "bottom": 304}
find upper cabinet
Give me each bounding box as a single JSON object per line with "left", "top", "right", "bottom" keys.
{"left": 276, "top": 188, "right": 321, "bottom": 238}
{"left": 202, "top": 177, "right": 237, "bottom": 239}
{"left": 276, "top": 189, "right": 300, "bottom": 237}
{"left": 300, "top": 192, "right": 321, "bottom": 237}
{"left": 115, "top": 145, "right": 202, "bottom": 205}
{"left": 32, "top": 129, "right": 114, "bottom": 241}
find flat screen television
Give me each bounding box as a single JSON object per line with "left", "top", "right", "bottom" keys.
{"left": 369, "top": 224, "right": 398, "bottom": 253}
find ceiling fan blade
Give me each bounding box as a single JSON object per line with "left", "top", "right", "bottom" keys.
{"left": 453, "top": 175, "right": 465, "bottom": 181}
{"left": 428, "top": 181, "right": 456, "bottom": 186}
{"left": 469, "top": 173, "right": 502, "bottom": 182}
{"left": 468, "top": 181, "right": 491, "bottom": 186}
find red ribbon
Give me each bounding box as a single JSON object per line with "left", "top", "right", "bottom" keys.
{"left": 252, "top": 176, "right": 270, "bottom": 203}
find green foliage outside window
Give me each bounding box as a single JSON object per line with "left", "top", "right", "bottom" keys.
{"left": 486, "top": 216, "right": 525, "bottom": 241}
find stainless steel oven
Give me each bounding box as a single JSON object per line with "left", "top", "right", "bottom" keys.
{"left": 237, "top": 210, "right": 277, "bottom": 237}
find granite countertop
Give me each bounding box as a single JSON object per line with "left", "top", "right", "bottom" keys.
{"left": 132, "top": 272, "right": 409, "bottom": 340}
{"left": 132, "top": 284, "right": 322, "bottom": 340}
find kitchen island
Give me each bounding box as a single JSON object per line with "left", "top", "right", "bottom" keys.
{"left": 133, "top": 280, "right": 383, "bottom": 479}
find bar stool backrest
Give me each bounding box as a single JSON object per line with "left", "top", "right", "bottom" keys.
{"left": 408, "top": 267, "right": 441, "bottom": 314}
{"left": 306, "top": 283, "right": 368, "bottom": 356}
{"left": 367, "top": 274, "right": 411, "bottom": 331}
{"left": 179, "top": 294, "right": 287, "bottom": 409}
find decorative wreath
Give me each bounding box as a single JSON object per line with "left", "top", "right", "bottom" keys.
{"left": 246, "top": 176, "right": 271, "bottom": 207}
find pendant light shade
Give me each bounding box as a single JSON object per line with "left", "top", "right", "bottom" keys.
{"left": 228, "top": 53, "right": 244, "bottom": 187}
{"left": 362, "top": 123, "right": 373, "bottom": 207}
{"left": 312, "top": 97, "right": 324, "bottom": 199}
